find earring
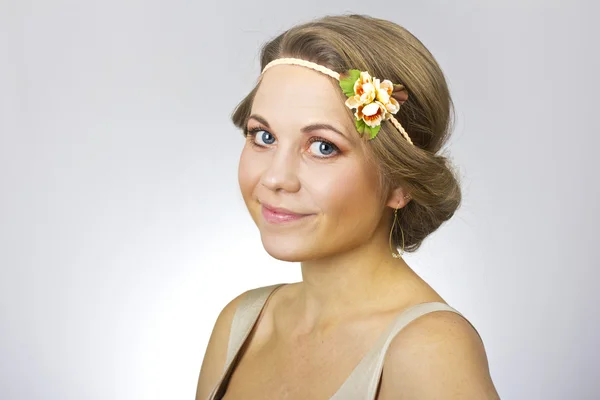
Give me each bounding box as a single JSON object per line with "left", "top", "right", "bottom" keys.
{"left": 389, "top": 195, "right": 410, "bottom": 258}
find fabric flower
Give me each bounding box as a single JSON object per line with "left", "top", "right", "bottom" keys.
{"left": 345, "top": 71, "right": 376, "bottom": 109}
{"left": 339, "top": 69, "right": 407, "bottom": 139}
{"left": 355, "top": 101, "right": 387, "bottom": 128}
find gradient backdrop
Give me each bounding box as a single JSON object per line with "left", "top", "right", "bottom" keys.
{"left": 1, "top": 1, "right": 598, "bottom": 399}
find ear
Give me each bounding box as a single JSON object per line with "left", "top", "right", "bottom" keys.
{"left": 385, "top": 187, "right": 411, "bottom": 209}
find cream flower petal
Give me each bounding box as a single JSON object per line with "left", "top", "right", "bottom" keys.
{"left": 385, "top": 97, "right": 400, "bottom": 114}
{"left": 377, "top": 88, "right": 390, "bottom": 104}
{"left": 354, "top": 71, "right": 373, "bottom": 94}
{"left": 363, "top": 112, "right": 384, "bottom": 127}
{"left": 355, "top": 105, "right": 364, "bottom": 120}
{"left": 362, "top": 102, "right": 381, "bottom": 116}
{"left": 353, "top": 78, "right": 361, "bottom": 94}
{"left": 345, "top": 96, "right": 362, "bottom": 109}
{"left": 361, "top": 82, "right": 375, "bottom": 94}
{"left": 380, "top": 80, "right": 394, "bottom": 95}
{"left": 361, "top": 91, "right": 375, "bottom": 104}
{"left": 361, "top": 101, "right": 387, "bottom": 127}
{"left": 355, "top": 81, "right": 375, "bottom": 104}
{"left": 359, "top": 71, "right": 372, "bottom": 84}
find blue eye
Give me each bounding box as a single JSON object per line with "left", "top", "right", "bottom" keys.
{"left": 259, "top": 131, "right": 276, "bottom": 145}
{"left": 247, "top": 128, "right": 276, "bottom": 146}
{"left": 309, "top": 139, "right": 339, "bottom": 157}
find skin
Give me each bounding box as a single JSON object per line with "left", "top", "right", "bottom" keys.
{"left": 196, "top": 65, "right": 499, "bottom": 399}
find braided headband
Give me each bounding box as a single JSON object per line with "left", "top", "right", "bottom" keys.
{"left": 261, "top": 57, "right": 413, "bottom": 144}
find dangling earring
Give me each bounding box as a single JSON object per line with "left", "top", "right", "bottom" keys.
{"left": 389, "top": 195, "right": 410, "bottom": 258}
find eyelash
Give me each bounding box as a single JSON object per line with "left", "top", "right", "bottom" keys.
{"left": 245, "top": 126, "right": 341, "bottom": 158}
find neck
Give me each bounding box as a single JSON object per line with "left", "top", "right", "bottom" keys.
{"left": 294, "top": 229, "right": 414, "bottom": 333}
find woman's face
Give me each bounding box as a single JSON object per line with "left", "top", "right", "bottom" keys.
{"left": 238, "top": 65, "right": 386, "bottom": 262}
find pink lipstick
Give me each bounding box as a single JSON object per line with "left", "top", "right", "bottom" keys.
{"left": 261, "top": 203, "right": 312, "bottom": 224}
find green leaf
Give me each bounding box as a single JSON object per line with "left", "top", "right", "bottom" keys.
{"left": 355, "top": 119, "right": 381, "bottom": 139}
{"left": 355, "top": 118, "right": 367, "bottom": 135}
{"left": 367, "top": 124, "right": 381, "bottom": 140}
{"left": 339, "top": 69, "right": 361, "bottom": 97}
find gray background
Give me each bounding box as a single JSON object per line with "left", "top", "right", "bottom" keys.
{"left": 1, "top": 1, "right": 598, "bottom": 399}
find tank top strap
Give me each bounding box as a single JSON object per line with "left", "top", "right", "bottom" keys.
{"left": 208, "top": 283, "right": 287, "bottom": 400}
{"left": 331, "top": 302, "right": 479, "bottom": 400}
{"left": 225, "top": 283, "right": 287, "bottom": 368}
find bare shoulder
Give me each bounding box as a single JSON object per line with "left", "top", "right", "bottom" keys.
{"left": 378, "top": 308, "right": 500, "bottom": 400}
{"left": 194, "top": 289, "right": 250, "bottom": 400}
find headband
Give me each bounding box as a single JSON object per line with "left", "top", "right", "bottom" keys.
{"left": 261, "top": 57, "right": 413, "bottom": 145}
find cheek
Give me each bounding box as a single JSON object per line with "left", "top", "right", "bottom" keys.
{"left": 309, "top": 162, "right": 380, "bottom": 218}
{"left": 238, "top": 147, "right": 257, "bottom": 200}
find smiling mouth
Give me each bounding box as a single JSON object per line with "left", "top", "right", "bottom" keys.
{"left": 260, "top": 203, "right": 313, "bottom": 224}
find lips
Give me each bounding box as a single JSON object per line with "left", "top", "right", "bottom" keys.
{"left": 260, "top": 203, "right": 312, "bottom": 224}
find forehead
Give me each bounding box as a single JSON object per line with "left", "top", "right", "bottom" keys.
{"left": 251, "top": 65, "right": 355, "bottom": 135}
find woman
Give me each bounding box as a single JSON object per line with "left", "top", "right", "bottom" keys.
{"left": 196, "top": 14, "right": 499, "bottom": 400}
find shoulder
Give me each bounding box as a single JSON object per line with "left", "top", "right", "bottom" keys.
{"left": 194, "top": 288, "right": 250, "bottom": 400}
{"left": 195, "top": 283, "right": 286, "bottom": 399}
{"left": 378, "top": 306, "right": 500, "bottom": 400}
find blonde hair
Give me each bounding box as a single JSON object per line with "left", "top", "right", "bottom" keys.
{"left": 232, "top": 14, "right": 461, "bottom": 253}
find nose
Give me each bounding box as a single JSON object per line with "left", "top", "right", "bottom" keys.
{"left": 259, "top": 147, "right": 301, "bottom": 193}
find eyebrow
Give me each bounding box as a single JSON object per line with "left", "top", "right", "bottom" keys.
{"left": 247, "top": 114, "right": 270, "bottom": 129}
{"left": 301, "top": 123, "right": 347, "bottom": 138}
{"left": 247, "top": 114, "right": 348, "bottom": 139}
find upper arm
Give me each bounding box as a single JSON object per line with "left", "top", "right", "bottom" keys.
{"left": 378, "top": 311, "right": 500, "bottom": 400}
{"left": 195, "top": 290, "right": 248, "bottom": 400}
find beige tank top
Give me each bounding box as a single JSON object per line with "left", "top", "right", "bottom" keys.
{"left": 208, "top": 283, "right": 478, "bottom": 400}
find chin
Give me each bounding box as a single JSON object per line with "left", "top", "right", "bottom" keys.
{"left": 259, "top": 233, "right": 321, "bottom": 262}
